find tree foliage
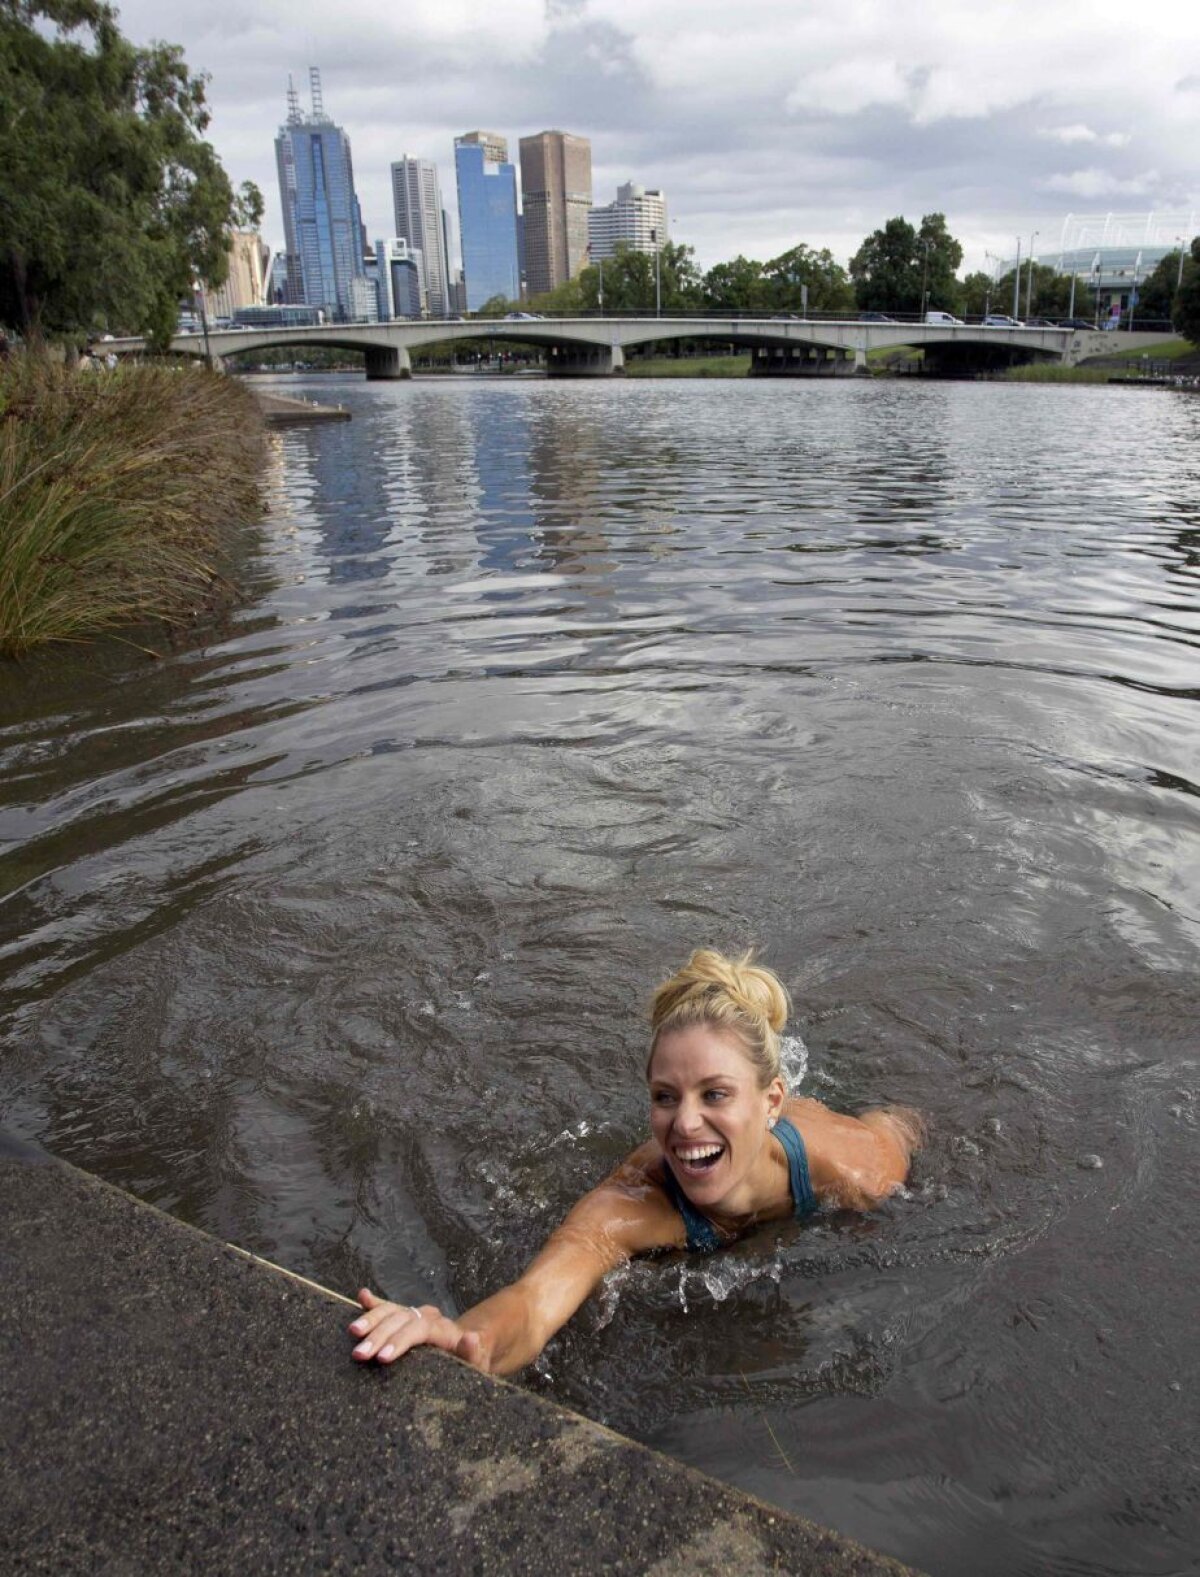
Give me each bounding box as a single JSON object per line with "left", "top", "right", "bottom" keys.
{"left": 1172, "top": 237, "right": 1200, "bottom": 346}
{"left": 0, "top": 0, "right": 238, "bottom": 346}
{"left": 560, "top": 240, "right": 704, "bottom": 314}
{"left": 850, "top": 214, "right": 963, "bottom": 315}
{"left": 992, "top": 263, "right": 1096, "bottom": 320}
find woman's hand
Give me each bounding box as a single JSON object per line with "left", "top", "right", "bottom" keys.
{"left": 348, "top": 1287, "right": 486, "bottom": 1369}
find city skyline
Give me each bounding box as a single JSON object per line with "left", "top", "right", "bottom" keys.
{"left": 104, "top": 1, "right": 1200, "bottom": 276}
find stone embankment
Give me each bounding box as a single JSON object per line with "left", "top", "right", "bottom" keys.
{"left": 252, "top": 389, "right": 352, "bottom": 426}
{"left": 1, "top": 1132, "right": 919, "bottom": 1575}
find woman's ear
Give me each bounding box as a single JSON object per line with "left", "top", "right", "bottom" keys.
{"left": 766, "top": 1078, "right": 786, "bottom": 1122}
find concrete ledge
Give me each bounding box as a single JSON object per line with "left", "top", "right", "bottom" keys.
{"left": 0, "top": 1133, "right": 919, "bottom": 1575}
{"left": 251, "top": 390, "right": 352, "bottom": 426}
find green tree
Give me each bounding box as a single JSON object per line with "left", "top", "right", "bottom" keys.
{"left": 762, "top": 243, "right": 854, "bottom": 314}
{"left": 702, "top": 256, "right": 770, "bottom": 312}
{"left": 917, "top": 214, "right": 963, "bottom": 315}
{"left": 1171, "top": 238, "right": 1200, "bottom": 345}
{"left": 473, "top": 294, "right": 518, "bottom": 318}
{"left": 850, "top": 213, "right": 964, "bottom": 315}
{"left": 527, "top": 275, "right": 586, "bottom": 315}
{"left": 569, "top": 239, "right": 702, "bottom": 314}
{"left": 960, "top": 270, "right": 994, "bottom": 318}
{"left": 993, "top": 264, "right": 1096, "bottom": 320}
{"left": 0, "top": 0, "right": 238, "bottom": 346}
{"left": 1134, "top": 244, "right": 1194, "bottom": 322}
{"left": 850, "top": 216, "right": 919, "bottom": 312}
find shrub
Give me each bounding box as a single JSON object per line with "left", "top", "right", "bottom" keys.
{"left": 0, "top": 356, "right": 265, "bottom": 655}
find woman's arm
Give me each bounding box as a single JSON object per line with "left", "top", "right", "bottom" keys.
{"left": 349, "top": 1147, "right": 680, "bottom": 1377}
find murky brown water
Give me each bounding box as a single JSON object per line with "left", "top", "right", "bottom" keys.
{"left": 2, "top": 374, "right": 1198, "bottom": 1574}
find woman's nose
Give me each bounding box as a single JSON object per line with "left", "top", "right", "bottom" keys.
{"left": 674, "top": 1100, "right": 704, "bottom": 1133}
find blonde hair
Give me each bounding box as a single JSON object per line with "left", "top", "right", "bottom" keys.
{"left": 647, "top": 948, "right": 791, "bottom": 1088}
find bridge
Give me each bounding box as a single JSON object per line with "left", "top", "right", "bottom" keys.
{"left": 106, "top": 317, "right": 1158, "bottom": 379}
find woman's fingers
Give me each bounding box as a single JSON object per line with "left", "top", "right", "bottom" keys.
{"left": 347, "top": 1301, "right": 488, "bottom": 1369}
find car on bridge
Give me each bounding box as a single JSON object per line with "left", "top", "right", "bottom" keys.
{"left": 1057, "top": 318, "right": 1095, "bottom": 330}
{"left": 925, "top": 310, "right": 964, "bottom": 325}
{"left": 858, "top": 311, "right": 895, "bottom": 322}
{"left": 982, "top": 314, "right": 1022, "bottom": 327}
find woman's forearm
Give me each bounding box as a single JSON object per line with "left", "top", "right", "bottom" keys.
{"left": 457, "top": 1282, "right": 556, "bottom": 1376}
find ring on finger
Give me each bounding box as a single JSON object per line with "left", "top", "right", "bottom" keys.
{"left": 407, "top": 1305, "right": 423, "bottom": 1320}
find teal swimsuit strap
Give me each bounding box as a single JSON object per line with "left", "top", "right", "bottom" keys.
{"left": 661, "top": 1114, "right": 818, "bottom": 1255}
{"left": 772, "top": 1115, "right": 818, "bottom": 1216}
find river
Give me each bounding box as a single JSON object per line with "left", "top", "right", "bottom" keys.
{"left": 1, "top": 373, "right": 1197, "bottom": 1574}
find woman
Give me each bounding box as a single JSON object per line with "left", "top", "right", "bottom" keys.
{"left": 349, "top": 949, "right": 922, "bottom": 1376}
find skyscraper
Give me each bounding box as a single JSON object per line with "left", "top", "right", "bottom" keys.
{"left": 391, "top": 157, "right": 451, "bottom": 318}
{"left": 274, "top": 69, "right": 367, "bottom": 320}
{"left": 455, "top": 132, "right": 520, "bottom": 311}
{"left": 587, "top": 183, "right": 668, "bottom": 261}
{"left": 518, "top": 131, "right": 592, "bottom": 298}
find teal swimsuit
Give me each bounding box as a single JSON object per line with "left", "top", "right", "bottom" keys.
{"left": 659, "top": 1114, "right": 818, "bottom": 1254}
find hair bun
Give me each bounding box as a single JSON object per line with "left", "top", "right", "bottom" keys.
{"left": 648, "top": 948, "right": 791, "bottom": 1086}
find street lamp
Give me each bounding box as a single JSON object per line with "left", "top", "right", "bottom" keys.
{"left": 983, "top": 250, "right": 1000, "bottom": 316}
{"left": 919, "top": 237, "right": 931, "bottom": 318}
{"left": 1025, "top": 231, "right": 1038, "bottom": 319}
{"left": 1177, "top": 236, "right": 1187, "bottom": 294}
{"left": 651, "top": 227, "right": 661, "bottom": 317}
{"left": 1012, "top": 237, "right": 1022, "bottom": 318}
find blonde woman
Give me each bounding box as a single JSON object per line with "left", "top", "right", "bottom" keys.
{"left": 349, "top": 949, "right": 922, "bottom": 1376}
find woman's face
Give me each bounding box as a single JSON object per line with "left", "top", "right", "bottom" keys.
{"left": 648, "top": 1022, "right": 784, "bottom": 1210}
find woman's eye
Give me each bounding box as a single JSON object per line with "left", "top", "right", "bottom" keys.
{"left": 704, "top": 1089, "right": 729, "bottom": 1103}
{"left": 652, "top": 1090, "right": 675, "bottom": 1105}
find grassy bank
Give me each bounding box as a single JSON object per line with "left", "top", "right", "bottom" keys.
{"left": 1002, "top": 364, "right": 1113, "bottom": 383}
{"left": 0, "top": 357, "right": 266, "bottom": 657}
{"left": 624, "top": 353, "right": 751, "bottom": 378}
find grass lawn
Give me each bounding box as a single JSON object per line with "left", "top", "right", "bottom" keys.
{"left": 624, "top": 353, "right": 751, "bottom": 378}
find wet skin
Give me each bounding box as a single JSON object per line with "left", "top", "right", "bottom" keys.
{"left": 348, "top": 1025, "right": 918, "bottom": 1375}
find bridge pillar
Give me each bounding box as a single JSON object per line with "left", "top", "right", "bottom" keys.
{"left": 364, "top": 345, "right": 412, "bottom": 381}
{"left": 749, "top": 345, "right": 861, "bottom": 377}
{"left": 546, "top": 344, "right": 625, "bottom": 378}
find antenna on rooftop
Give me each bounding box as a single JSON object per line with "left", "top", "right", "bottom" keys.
{"left": 309, "top": 66, "right": 324, "bottom": 119}
{"left": 286, "top": 74, "right": 301, "bottom": 124}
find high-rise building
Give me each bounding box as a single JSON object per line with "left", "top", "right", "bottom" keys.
{"left": 374, "top": 238, "right": 424, "bottom": 320}
{"left": 587, "top": 183, "right": 668, "bottom": 261}
{"left": 202, "top": 230, "right": 271, "bottom": 322}
{"left": 391, "top": 157, "right": 451, "bottom": 318}
{"left": 274, "top": 69, "right": 367, "bottom": 320}
{"left": 455, "top": 132, "right": 520, "bottom": 310}
{"left": 518, "top": 131, "right": 592, "bottom": 297}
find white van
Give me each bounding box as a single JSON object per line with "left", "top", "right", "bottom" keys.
{"left": 924, "top": 310, "right": 963, "bottom": 325}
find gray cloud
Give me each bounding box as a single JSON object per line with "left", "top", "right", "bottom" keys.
{"left": 109, "top": 0, "right": 1200, "bottom": 271}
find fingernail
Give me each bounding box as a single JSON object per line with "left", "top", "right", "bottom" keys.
{"left": 379, "top": 1344, "right": 395, "bottom": 1360}
{"left": 349, "top": 1320, "right": 365, "bottom": 1334}
{"left": 354, "top": 1341, "right": 372, "bottom": 1356}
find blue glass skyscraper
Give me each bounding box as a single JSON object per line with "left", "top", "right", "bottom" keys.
{"left": 275, "top": 70, "right": 367, "bottom": 320}
{"left": 454, "top": 132, "right": 520, "bottom": 311}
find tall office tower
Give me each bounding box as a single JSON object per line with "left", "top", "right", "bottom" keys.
{"left": 587, "top": 182, "right": 668, "bottom": 261}
{"left": 455, "top": 132, "right": 520, "bottom": 310}
{"left": 518, "top": 130, "right": 592, "bottom": 297}
{"left": 274, "top": 69, "right": 368, "bottom": 320}
{"left": 391, "top": 157, "right": 451, "bottom": 318}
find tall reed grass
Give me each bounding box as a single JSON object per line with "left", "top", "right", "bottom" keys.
{"left": 0, "top": 356, "right": 266, "bottom": 656}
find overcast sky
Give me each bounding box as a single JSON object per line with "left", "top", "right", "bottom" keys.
{"left": 112, "top": 0, "right": 1200, "bottom": 275}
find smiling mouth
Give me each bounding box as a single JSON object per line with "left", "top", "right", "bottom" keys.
{"left": 673, "top": 1143, "right": 725, "bottom": 1177}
